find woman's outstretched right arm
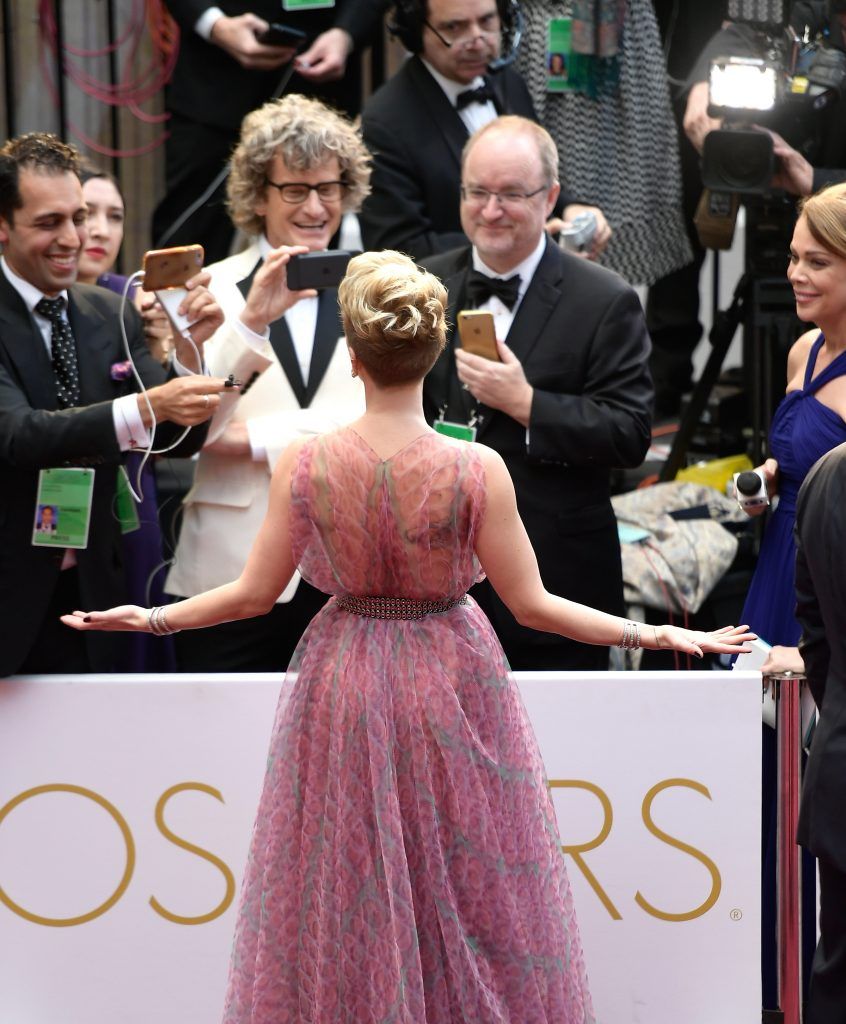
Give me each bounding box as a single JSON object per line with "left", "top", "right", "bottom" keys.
{"left": 61, "top": 438, "right": 306, "bottom": 634}
{"left": 473, "top": 445, "right": 754, "bottom": 658}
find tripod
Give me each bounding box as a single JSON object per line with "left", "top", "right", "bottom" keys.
{"left": 659, "top": 200, "right": 800, "bottom": 481}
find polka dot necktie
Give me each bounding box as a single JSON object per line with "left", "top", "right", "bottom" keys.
{"left": 35, "top": 296, "right": 81, "bottom": 409}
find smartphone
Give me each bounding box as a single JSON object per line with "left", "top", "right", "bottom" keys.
{"left": 286, "top": 250, "right": 359, "bottom": 291}
{"left": 142, "top": 245, "right": 204, "bottom": 291}
{"left": 457, "top": 310, "right": 500, "bottom": 361}
{"left": 255, "top": 22, "right": 308, "bottom": 48}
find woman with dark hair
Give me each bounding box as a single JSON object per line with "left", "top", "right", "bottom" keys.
{"left": 64, "top": 250, "right": 752, "bottom": 1024}
{"left": 77, "top": 166, "right": 175, "bottom": 671}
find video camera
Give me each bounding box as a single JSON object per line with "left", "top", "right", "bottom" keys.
{"left": 702, "top": 0, "right": 846, "bottom": 194}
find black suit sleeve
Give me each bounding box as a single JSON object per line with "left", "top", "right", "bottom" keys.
{"left": 796, "top": 465, "right": 832, "bottom": 709}
{"left": 528, "top": 288, "right": 653, "bottom": 468}
{"left": 165, "top": 0, "right": 388, "bottom": 48}
{"left": 333, "top": 0, "right": 390, "bottom": 49}
{"left": 163, "top": 0, "right": 215, "bottom": 34}
{"left": 0, "top": 300, "right": 205, "bottom": 467}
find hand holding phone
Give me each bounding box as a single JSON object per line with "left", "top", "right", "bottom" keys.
{"left": 255, "top": 22, "right": 308, "bottom": 50}
{"left": 457, "top": 310, "right": 501, "bottom": 361}
{"left": 286, "top": 250, "right": 359, "bottom": 291}
{"left": 142, "top": 245, "right": 204, "bottom": 291}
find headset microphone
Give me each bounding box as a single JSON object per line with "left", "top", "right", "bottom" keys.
{"left": 487, "top": 0, "right": 523, "bottom": 71}
{"left": 388, "top": 0, "right": 522, "bottom": 68}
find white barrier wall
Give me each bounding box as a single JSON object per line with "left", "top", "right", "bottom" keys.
{"left": 0, "top": 671, "right": 762, "bottom": 1023}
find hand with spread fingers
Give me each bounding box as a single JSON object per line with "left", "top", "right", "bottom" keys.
{"left": 650, "top": 623, "right": 757, "bottom": 660}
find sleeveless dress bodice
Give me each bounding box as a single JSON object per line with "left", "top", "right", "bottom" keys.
{"left": 741, "top": 333, "right": 846, "bottom": 645}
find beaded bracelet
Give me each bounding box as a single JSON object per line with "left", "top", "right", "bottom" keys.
{"left": 617, "top": 620, "right": 641, "bottom": 650}
{"left": 147, "top": 606, "right": 180, "bottom": 636}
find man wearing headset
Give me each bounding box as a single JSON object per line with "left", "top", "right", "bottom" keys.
{"left": 359, "top": 0, "right": 610, "bottom": 259}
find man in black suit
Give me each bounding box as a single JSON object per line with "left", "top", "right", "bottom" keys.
{"left": 154, "top": 0, "right": 389, "bottom": 264}
{"left": 360, "top": 0, "right": 609, "bottom": 259}
{"left": 423, "top": 116, "right": 653, "bottom": 670}
{"left": 0, "top": 133, "right": 227, "bottom": 677}
{"left": 794, "top": 441, "right": 846, "bottom": 1024}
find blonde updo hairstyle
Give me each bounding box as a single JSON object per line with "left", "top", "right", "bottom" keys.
{"left": 339, "top": 251, "right": 447, "bottom": 386}
{"left": 798, "top": 182, "right": 846, "bottom": 259}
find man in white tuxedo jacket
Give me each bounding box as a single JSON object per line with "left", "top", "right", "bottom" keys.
{"left": 166, "top": 95, "right": 369, "bottom": 670}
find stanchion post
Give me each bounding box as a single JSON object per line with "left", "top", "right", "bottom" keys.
{"left": 773, "top": 672, "right": 804, "bottom": 1024}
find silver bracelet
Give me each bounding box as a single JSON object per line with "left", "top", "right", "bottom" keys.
{"left": 147, "top": 606, "right": 180, "bottom": 636}
{"left": 617, "top": 620, "right": 641, "bottom": 650}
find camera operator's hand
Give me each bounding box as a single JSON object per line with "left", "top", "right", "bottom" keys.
{"left": 764, "top": 128, "right": 814, "bottom": 196}
{"left": 684, "top": 81, "right": 722, "bottom": 154}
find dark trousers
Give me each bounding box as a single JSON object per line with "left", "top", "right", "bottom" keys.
{"left": 170, "top": 578, "right": 328, "bottom": 673}
{"left": 806, "top": 856, "right": 846, "bottom": 1024}
{"left": 17, "top": 569, "right": 90, "bottom": 675}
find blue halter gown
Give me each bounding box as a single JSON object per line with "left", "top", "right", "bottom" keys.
{"left": 740, "top": 332, "right": 846, "bottom": 645}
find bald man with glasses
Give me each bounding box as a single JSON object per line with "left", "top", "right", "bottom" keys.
{"left": 422, "top": 116, "right": 652, "bottom": 671}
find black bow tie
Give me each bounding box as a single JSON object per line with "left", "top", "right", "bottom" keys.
{"left": 466, "top": 269, "right": 521, "bottom": 310}
{"left": 456, "top": 82, "right": 497, "bottom": 110}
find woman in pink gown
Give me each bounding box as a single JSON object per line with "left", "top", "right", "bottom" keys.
{"left": 64, "top": 250, "right": 753, "bottom": 1024}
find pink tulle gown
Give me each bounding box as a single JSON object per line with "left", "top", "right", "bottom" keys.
{"left": 222, "top": 428, "right": 594, "bottom": 1024}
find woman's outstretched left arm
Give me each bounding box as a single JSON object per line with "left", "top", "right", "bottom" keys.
{"left": 61, "top": 438, "right": 305, "bottom": 634}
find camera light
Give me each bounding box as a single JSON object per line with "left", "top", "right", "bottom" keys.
{"left": 709, "top": 58, "right": 778, "bottom": 113}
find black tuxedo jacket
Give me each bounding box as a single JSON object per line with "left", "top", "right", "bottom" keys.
{"left": 359, "top": 56, "right": 575, "bottom": 259}
{"left": 795, "top": 442, "right": 846, "bottom": 873}
{"left": 0, "top": 274, "right": 206, "bottom": 676}
{"left": 164, "top": 0, "right": 389, "bottom": 127}
{"left": 422, "top": 240, "right": 653, "bottom": 665}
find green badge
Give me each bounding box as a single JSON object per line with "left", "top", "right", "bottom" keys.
{"left": 434, "top": 420, "right": 477, "bottom": 442}
{"left": 283, "top": 0, "right": 334, "bottom": 9}
{"left": 115, "top": 466, "right": 141, "bottom": 535}
{"left": 33, "top": 468, "right": 95, "bottom": 549}
{"left": 547, "top": 18, "right": 575, "bottom": 93}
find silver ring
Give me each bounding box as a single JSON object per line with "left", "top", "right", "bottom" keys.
{"left": 202, "top": 393, "right": 210, "bottom": 406}
{"left": 461, "top": 382, "right": 470, "bottom": 391}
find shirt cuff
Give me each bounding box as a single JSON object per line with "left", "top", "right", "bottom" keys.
{"left": 113, "top": 395, "right": 152, "bottom": 452}
{"left": 171, "top": 348, "right": 208, "bottom": 376}
{"left": 195, "top": 7, "right": 224, "bottom": 41}
{"left": 245, "top": 419, "right": 268, "bottom": 463}
{"left": 235, "top": 316, "right": 271, "bottom": 352}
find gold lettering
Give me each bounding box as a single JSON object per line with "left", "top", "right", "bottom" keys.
{"left": 549, "top": 779, "right": 621, "bottom": 920}
{"left": 149, "top": 782, "right": 236, "bottom": 925}
{"left": 636, "top": 778, "right": 722, "bottom": 922}
{"left": 0, "top": 784, "right": 135, "bottom": 927}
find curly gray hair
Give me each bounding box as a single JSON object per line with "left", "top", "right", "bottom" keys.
{"left": 227, "top": 95, "right": 372, "bottom": 237}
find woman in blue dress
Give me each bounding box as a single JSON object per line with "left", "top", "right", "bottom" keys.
{"left": 739, "top": 182, "right": 846, "bottom": 1008}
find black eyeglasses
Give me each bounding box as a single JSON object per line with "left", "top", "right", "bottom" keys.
{"left": 264, "top": 179, "right": 348, "bottom": 204}
{"left": 460, "top": 184, "right": 548, "bottom": 208}
{"left": 424, "top": 13, "right": 500, "bottom": 49}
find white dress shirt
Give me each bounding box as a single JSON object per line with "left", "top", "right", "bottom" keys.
{"left": 421, "top": 58, "right": 499, "bottom": 135}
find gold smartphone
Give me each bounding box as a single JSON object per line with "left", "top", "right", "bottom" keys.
{"left": 142, "top": 244, "right": 204, "bottom": 291}
{"left": 457, "top": 310, "right": 500, "bottom": 361}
